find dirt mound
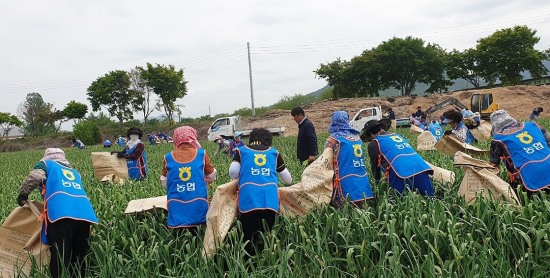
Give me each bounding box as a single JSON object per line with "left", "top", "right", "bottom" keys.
{"left": 241, "top": 85, "right": 550, "bottom": 137}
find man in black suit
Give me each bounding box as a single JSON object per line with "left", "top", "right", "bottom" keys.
{"left": 291, "top": 107, "right": 318, "bottom": 166}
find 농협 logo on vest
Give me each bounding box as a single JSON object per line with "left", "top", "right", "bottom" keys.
{"left": 353, "top": 144, "right": 363, "bottom": 157}
{"left": 516, "top": 131, "right": 533, "bottom": 144}
{"left": 390, "top": 135, "right": 403, "bottom": 143}
{"left": 179, "top": 166, "right": 192, "bottom": 181}
{"left": 254, "top": 154, "right": 267, "bottom": 166}
{"left": 62, "top": 169, "right": 75, "bottom": 180}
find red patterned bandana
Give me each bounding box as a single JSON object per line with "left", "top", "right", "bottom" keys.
{"left": 173, "top": 126, "right": 201, "bottom": 148}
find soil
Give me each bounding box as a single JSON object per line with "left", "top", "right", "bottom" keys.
{"left": 239, "top": 85, "right": 550, "bottom": 137}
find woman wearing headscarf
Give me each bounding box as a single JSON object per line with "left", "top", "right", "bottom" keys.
{"left": 229, "top": 128, "right": 292, "bottom": 256}
{"left": 115, "top": 127, "right": 148, "bottom": 181}
{"left": 489, "top": 109, "right": 550, "bottom": 196}
{"left": 161, "top": 126, "right": 217, "bottom": 235}
{"left": 213, "top": 135, "right": 231, "bottom": 157}
{"left": 325, "top": 111, "right": 374, "bottom": 209}
{"left": 361, "top": 119, "right": 435, "bottom": 197}
{"left": 17, "top": 148, "right": 98, "bottom": 278}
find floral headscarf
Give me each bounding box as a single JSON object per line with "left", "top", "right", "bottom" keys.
{"left": 42, "top": 148, "right": 70, "bottom": 166}
{"left": 173, "top": 126, "right": 201, "bottom": 148}
{"left": 328, "top": 111, "right": 359, "bottom": 138}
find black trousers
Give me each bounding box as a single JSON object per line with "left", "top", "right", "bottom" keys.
{"left": 240, "top": 210, "right": 276, "bottom": 256}
{"left": 47, "top": 219, "right": 91, "bottom": 278}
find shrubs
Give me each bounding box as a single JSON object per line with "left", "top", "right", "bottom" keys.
{"left": 73, "top": 120, "right": 102, "bottom": 145}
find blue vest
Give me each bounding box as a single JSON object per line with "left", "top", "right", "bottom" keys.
{"left": 332, "top": 136, "right": 373, "bottom": 201}
{"left": 104, "top": 140, "right": 111, "bottom": 146}
{"left": 126, "top": 144, "right": 148, "bottom": 180}
{"left": 428, "top": 122, "right": 444, "bottom": 141}
{"left": 238, "top": 146, "right": 279, "bottom": 213}
{"left": 230, "top": 140, "right": 245, "bottom": 158}
{"left": 374, "top": 133, "right": 433, "bottom": 179}
{"left": 117, "top": 137, "right": 125, "bottom": 146}
{"left": 457, "top": 122, "right": 476, "bottom": 144}
{"left": 41, "top": 160, "right": 98, "bottom": 244}
{"left": 493, "top": 122, "right": 550, "bottom": 191}
{"left": 165, "top": 149, "right": 209, "bottom": 227}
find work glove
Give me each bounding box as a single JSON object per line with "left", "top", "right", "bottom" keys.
{"left": 116, "top": 152, "right": 125, "bottom": 158}
{"left": 17, "top": 194, "right": 28, "bottom": 206}
{"left": 110, "top": 151, "right": 118, "bottom": 155}
{"left": 444, "top": 130, "right": 453, "bottom": 136}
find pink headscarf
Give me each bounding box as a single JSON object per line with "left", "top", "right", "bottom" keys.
{"left": 173, "top": 126, "right": 201, "bottom": 148}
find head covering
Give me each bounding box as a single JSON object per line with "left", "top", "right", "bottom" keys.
{"left": 126, "top": 127, "right": 143, "bottom": 138}
{"left": 173, "top": 126, "right": 201, "bottom": 148}
{"left": 362, "top": 120, "right": 382, "bottom": 135}
{"left": 490, "top": 109, "right": 518, "bottom": 133}
{"left": 42, "top": 148, "right": 70, "bottom": 166}
{"left": 234, "top": 131, "right": 243, "bottom": 138}
{"left": 328, "top": 111, "right": 359, "bottom": 137}
{"left": 214, "top": 135, "right": 223, "bottom": 143}
{"left": 442, "top": 118, "right": 453, "bottom": 124}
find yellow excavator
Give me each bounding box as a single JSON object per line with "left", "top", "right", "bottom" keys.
{"left": 425, "top": 92, "right": 499, "bottom": 119}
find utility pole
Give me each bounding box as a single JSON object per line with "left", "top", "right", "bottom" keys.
{"left": 247, "top": 42, "right": 255, "bottom": 116}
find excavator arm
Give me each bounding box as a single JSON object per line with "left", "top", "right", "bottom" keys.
{"left": 425, "top": 97, "right": 467, "bottom": 116}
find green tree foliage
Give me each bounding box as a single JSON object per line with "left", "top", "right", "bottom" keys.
{"left": 73, "top": 120, "right": 101, "bottom": 145}
{"left": 374, "top": 36, "right": 448, "bottom": 96}
{"left": 129, "top": 67, "right": 154, "bottom": 124}
{"left": 63, "top": 101, "right": 88, "bottom": 124}
{"left": 315, "top": 58, "right": 357, "bottom": 99}
{"left": 17, "top": 92, "right": 55, "bottom": 136}
{"left": 141, "top": 63, "right": 187, "bottom": 124}
{"left": 87, "top": 70, "right": 141, "bottom": 126}
{"left": 476, "top": 25, "right": 548, "bottom": 85}
{"left": 446, "top": 48, "right": 483, "bottom": 88}
{"left": 0, "top": 112, "right": 24, "bottom": 138}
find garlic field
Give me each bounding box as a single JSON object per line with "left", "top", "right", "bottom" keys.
{"left": 1, "top": 120, "right": 550, "bottom": 277}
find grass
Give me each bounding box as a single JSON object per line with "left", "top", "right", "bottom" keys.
{"left": 1, "top": 118, "right": 550, "bottom": 277}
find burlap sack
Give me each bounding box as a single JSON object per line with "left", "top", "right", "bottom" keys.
{"left": 469, "top": 120, "right": 492, "bottom": 142}
{"left": 202, "top": 148, "right": 335, "bottom": 257}
{"left": 202, "top": 180, "right": 239, "bottom": 258}
{"left": 434, "top": 135, "right": 488, "bottom": 157}
{"left": 454, "top": 151, "right": 519, "bottom": 205}
{"left": 124, "top": 196, "right": 167, "bottom": 214}
{"left": 417, "top": 131, "right": 437, "bottom": 151}
{"left": 278, "top": 148, "right": 334, "bottom": 217}
{"left": 410, "top": 125, "right": 424, "bottom": 133}
{"left": 425, "top": 162, "right": 455, "bottom": 185}
{"left": 0, "top": 201, "right": 49, "bottom": 277}
{"left": 91, "top": 152, "right": 129, "bottom": 181}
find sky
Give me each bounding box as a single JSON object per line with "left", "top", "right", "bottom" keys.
{"left": 1, "top": 0, "right": 550, "bottom": 128}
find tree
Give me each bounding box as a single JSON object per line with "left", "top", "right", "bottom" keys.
{"left": 142, "top": 63, "right": 188, "bottom": 123}
{"left": 476, "top": 25, "right": 548, "bottom": 85}
{"left": 18, "top": 92, "right": 55, "bottom": 136}
{"left": 315, "top": 58, "right": 355, "bottom": 99}
{"left": 0, "top": 112, "right": 24, "bottom": 138}
{"left": 373, "top": 36, "right": 448, "bottom": 96}
{"left": 129, "top": 67, "right": 154, "bottom": 124}
{"left": 446, "top": 48, "right": 483, "bottom": 88}
{"left": 87, "top": 70, "right": 142, "bottom": 126}
{"left": 63, "top": 101, "right": 88, "bottom": 124}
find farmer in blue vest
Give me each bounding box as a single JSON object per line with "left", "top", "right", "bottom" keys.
{"left": 489, "top": 109, "right": 550, "bottom": 196}
{"left": 71, "top": 138, "right": 85, "bottom": 149}
{"left": 103, "top": 139, "right": 112, "bottom": 148}
{"left": 161, "top": 126, "right": 217, "bottom": 235}
{"left": 428, "top": 120, "right": 444, "bottom": 141}
{"left": 114, "top": 127, "right": 148, "bottom": 181}
{"left": 362, "top": 120, "right": 435, "bottom": 197}
{"left": 442, "top": 110, "right": 476, "bottom": 144}
{"left": 229, "top": 128, "right": 292, "bottom": 256}
{"left": 325, "top": 111, "right": 374, "bottom": 208}
{"left": 17, "top": 148, "right": 98, "bottom": 278}
{"left": 229, "top": 131, "right": 245, "bottom": 159}
{"left": 116, "top": 135, "right": 126, "bottom": 146}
